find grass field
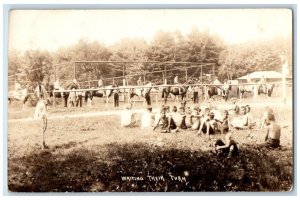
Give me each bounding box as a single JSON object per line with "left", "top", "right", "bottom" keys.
{"left": 7, "top": 98, "right": 293, "bottom": 192}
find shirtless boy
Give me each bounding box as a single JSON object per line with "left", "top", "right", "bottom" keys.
{"left": 262, "top": 113, "right": 281, "bottom": 148}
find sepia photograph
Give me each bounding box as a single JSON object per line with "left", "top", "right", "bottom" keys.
{"left": 6, "top": 8, "right": 294, "bottom": 192}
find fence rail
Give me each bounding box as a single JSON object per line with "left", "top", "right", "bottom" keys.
{"left": 51, "top": 82, "right": 290, "bottom": 93}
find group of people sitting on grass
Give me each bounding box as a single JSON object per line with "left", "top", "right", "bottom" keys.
{"left": 120, "top": 97, "right": 282, "bottom": 158}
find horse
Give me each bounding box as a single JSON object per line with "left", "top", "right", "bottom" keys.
{"left": 8, "top": 85, "right": 37, "bottom": 111}
{"left": 130, "top": 82, "right": 157, "bottom": 106}
{"left": 84, "top": 85, "right": 115, "bottom": 107}
{"left": 238, "top": 84, "right": 259, "bottom": 100}
{"left": 258, "top": 83, "right": 275, "bottom": 98}
{"left": 161, "top": 79, "right": 194, "bottom": 104}
{"left": 204, "top": 79, "right": 231, "bottom": 101}
{"left": 47, "top": 82, "right": 75, "bottom": 107}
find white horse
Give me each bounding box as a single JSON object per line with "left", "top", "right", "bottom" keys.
{"left": 8, "top": 88, "right": 32, "bottom": 111}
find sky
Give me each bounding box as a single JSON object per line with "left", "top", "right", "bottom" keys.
{"left": 8, "top": 9, "right": 292, "bottom": 52}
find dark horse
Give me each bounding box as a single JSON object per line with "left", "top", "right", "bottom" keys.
{"left": 47, "top": 83, "right": 74, "bottom": 107}
{"left": 84, "top": 85, "right": 115, "bottom": 105}
{"left": 162, "top": 79, "right": 194, "bottom": 104}
{"left": 130, "top": 82, "right": 157, "bottom": 106}
{"left": 258, "top": 83, "right": 275, "bottom": 97}
{"left": 205, "top": 79, "right": 232, "bottom": 101}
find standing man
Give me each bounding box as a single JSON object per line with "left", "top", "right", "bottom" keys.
{"left": 98, "top": 77, "right": 103, "bottom": 88}
{"left": 247, "top": 74, "right": 252, "bottom": 84}
{"left": 174, "top": 74, "right": 182, "bottom": 94}
{"left": 137, "top": 77, "right": 142, "bottom": 86}
{"left": 35, "top": 80, "right": 48, "bottom": 101}
{"left": 113, "top": 83, "right": 120, "bottom": 108}
{"left": 193, "top": 85, "right": 199, "bottom": 104}
{"left": 54, "top": 78, "right": 60, "bottom": 90}
{"left": 76, "top": 85, "right": 83, "bottom": 107}
{"left": 260, "top": 75, "right": 267, "bottom": 93}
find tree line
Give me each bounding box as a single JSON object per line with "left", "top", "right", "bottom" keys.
{"left": 8, "top": 28, "right": 292, "bottom": 88}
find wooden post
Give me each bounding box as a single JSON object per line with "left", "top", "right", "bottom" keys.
{"left": 106, "top": 95, "right": 109, "bottom": 110}
{"left": 281, "top": 56, "right": 288, "bottom": 105}
{"left": 185, "top": 69, "right": 188, "bottom": 82}
{"left": 162, "top": 72, "right": 164, "bottom": 84}
{"left": 201, "top": 65, "right": 203, "bottom": 83}
{"left": 164, "top": 65, "right": 167, "bottom": 84}
{"left": 74, "top": 62, "right": 76, "bottom": 80}
{"left": 54, "top": 64, "right": 57, "bottom": 81}
{"left": 204, "top": 85, "right": 207, "bottom": 101}
{"left": 212, "top": 64, "right": 215, "bottom": 76}
{"left": 53, "top": 90, "right": 55, "bottom": 107}
{"left": 143, "top": 72, "right": 146, "bottom": 84}
{"left": 88, "top": 72, "right": 91, "bottom": 88}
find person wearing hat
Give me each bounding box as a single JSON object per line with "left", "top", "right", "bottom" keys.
{"left": 261, "top": 113, "right": 281, "bottom": 149}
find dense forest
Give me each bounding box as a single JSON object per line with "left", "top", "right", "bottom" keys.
{"left": 8, "top": 28, "right": 292, "bottom": 88}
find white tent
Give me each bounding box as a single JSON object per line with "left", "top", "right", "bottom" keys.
{"left": 237, "top": 71, "right": 283, "bottom": 80}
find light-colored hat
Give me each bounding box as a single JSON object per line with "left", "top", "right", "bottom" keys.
{"left": 73, "top": 79, "right": 77, "bottom": 84}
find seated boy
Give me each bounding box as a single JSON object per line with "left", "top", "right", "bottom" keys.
{"left": 191, "top": 106, "right": 201, "bottom": 130}
{"left": 261, "top": 113, "right": 281, "bottom": 148}
{"left": 141, "top": 106, "right": 154, "bottom": 129}
{"left": 228, "top": 98, "right": 240, "bottom": 115}
{"left": 230, "top": 106, "right": 250, "bottom": 129}
{"left": 215, "top": 132, "right": 239, "bottom": 158}
{"left": 197, "top": 112, "right": 218, "bottom": 135}
{"left": 216, "top": 110, "right": 229, "bottom": 134}
{"left": 153, "top": 109, "right": 178, "bottom": 133}
{"left": 120, "top": 105, "right": 136, "bottom": 127}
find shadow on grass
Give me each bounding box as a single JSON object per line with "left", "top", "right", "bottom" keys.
{"left": 8, "top": 142, "right": 293, "bottom": 192}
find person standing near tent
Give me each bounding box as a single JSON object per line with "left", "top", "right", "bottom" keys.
{"left": 260, "top": 75, "right": 267, "bottom": 93}
{"left": 137, "top": 77, "right": 142, "bottom": 86}
{"left": 98, "top": 77, "right": 103, "bottom": 88}
{"left": 247, "top": 74, "right": 252, "bottom": 83}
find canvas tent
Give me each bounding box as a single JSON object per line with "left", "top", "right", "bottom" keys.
{"left": 237, "top": 71, "right": 291, "bottom": 83}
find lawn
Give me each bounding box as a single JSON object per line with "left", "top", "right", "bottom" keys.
{"left": 7, "top": 104, "right": 293, "bottom": 192}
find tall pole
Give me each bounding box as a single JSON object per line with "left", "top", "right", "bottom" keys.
{"left": 281, "top": 54, "right": 288, "bottom": 105}
{"left": 185, "top": 69, "right": 188, "bottom": 82}
{"left": 54, "top": 64, "right": 57, "bottom": 81}
{"left": 73, "top": 62, "right": 76, "bottom": 80}
{"left": 164, "top": 65, "right": 167, "bottom": 84}
{"left": 201, "top": 65, "right": 203, "bottom": 83}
